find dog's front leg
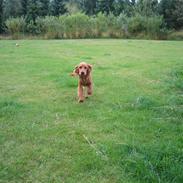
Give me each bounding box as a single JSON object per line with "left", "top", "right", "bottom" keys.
{"left": 87, "top": 84, "right": 93, "bottom": 96}
{"left": 78, "top": 83, "right": 84, "bottom": 103}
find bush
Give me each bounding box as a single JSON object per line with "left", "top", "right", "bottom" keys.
{"left": 128, "top": 15, "right": 146, "bottom": 35}
{"left": 39, "top": 16, "right": 65, "bottom": 39}
{"left": 116, "top": 13, "right": 129, "bottom": 38}
{"left": 168, "top": 30, "right": 183, "bottom": 40}
{"left": 95, "top": 13, "right": 108, "bottom": 37}
{"left": 106, "top": 13, "right": 119, "bottom": 37}
{"left": 5, "top": 17, "right": 26, "bottom": 38}
{"left": 145, "top": 16, "right": 164, "bottom": 39}
{"left": 127, "top": 15, "right": 166, "bottom": 39}
{"left": 64, "top": 13, "right": 90, "bottom": 38}
{"left": 26, "top": 21, "right": 41, "bottom": 35}
{"left": 4, "top": 13, "right": 168, "bottom": 40}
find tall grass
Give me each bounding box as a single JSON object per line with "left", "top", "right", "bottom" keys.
{"left": 5, "top": 13, "right": 166, "bottom": 39}
{"left": 5, "top": 17, "right": 26, "bottom": 39}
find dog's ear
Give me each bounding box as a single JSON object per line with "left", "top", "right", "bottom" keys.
{"left": 74, "top": 65, "right": 79, "bottom": 74}
{"left": 70, "top": 65, "right": 79, "bottom": 76}
{"left": 87, "top": 64, "right": 92, "bottom": 72}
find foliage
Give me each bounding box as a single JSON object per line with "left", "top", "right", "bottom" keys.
{"left": 145, "top": 16, "right": 164, "bottom": 39}
{"left": 136, "top": 0, "right": 159, "bottom": 17}
{"left": 5, "top": 17, "right": 26, "bottom": 34}
{"left": 113, "top": 0, "right": 135, "bottom": 16}
{"left": 3, "top": 0, "right": 22, "bottom": 19}
{"left": 159, "top": 0, "right": 183, "bottom": 29}
{"left": 1, "top": 0, "right": 183, "bottom": 38}
{"left": 95, "top": 12, "right": 108, "bottom": 37}
{"left": 96, "top": 0, "right": 115, "bottom": 15}
{"left": 0, "top": 0, "right": 3, "bottom": 33}
{"left": 64, "top": 0, "right": 82, "bottom": 15}
{"left": 26, "top": 0, "right": 41, "bottom": 24}
{"left": 39, "top": 0, "right": 50, "bottom": 16}
{"left": 4, "top": 13, "right": 167, "bottom": 39}
{"left": 44, "top": 16, "right": 65, "bottom": 38}
{"left": 82, "top": 0, "right": 97, "bottom": 15}
{"left": 51, "top": 0, "right": 66, "bottom": 16}
{"left": 116, "top": 13, "right": 129, "bottom": 36}
{"left": 21, "top": 0, "right": 28, "bottom": 17}
{"left": 168, "top": 30, "right": 183, "bottom": 40}
{"left": 128, "top": 15, "right": 146, "bottom": 34}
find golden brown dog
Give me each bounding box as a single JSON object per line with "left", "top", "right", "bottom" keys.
{"left": 71, "top": 62, "right": 93, "bottom": 102}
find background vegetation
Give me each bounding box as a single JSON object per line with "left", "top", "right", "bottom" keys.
{"left": 0, "top": 0, "right": 183, "bottom": 39}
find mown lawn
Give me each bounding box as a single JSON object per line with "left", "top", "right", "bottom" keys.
{"left": 0, "top": 39, "right": 183, "bottom": 183}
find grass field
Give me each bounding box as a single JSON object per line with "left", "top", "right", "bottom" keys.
{"left": 0, "top": 39, "right": 183, "bottom": 183}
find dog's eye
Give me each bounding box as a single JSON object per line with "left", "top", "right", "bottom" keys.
{"left": 84, "top": 67, "right": 87, "bottom": 69}
{"left": 79, "top": 66, "right": 82, "bottom": 69}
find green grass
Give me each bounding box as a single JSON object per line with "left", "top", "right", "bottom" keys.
{"left": 0, "top": 39, "right": 183, "bottom": 183}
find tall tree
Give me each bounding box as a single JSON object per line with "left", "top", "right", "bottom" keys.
{"left": 159, "top": 0, "right": 183, "bottom": 29}
{"left": 113, "top": 0, "right": 135, "bottom": 16}
{"left": 3, "top": 0, "right": 22, "bottom": 19}
{"left": 96, "top": 0, "right": 115, "bottom": 15}
{"left": 131, "top": 0, "right": 136, "bottom": 6}
{"left": 39, "top": 0, "right": 50, "bottom": 16}
{"left": 26, "top": 0, "right": 40, "bottom": 23}
{"left": 136, "top": 0, "right": 159, "bottom": 16}
{"left": 51, "top": 0, "right": 66, "bottom": 16}
{"left": 64, "top": 0, "right": 81, "bottom": 14}
{"left": 82, "top": 0, "right": 97, "bottom": 15}
{"left": 0, "top": 0, "right": 3, "bottom": 33}
{"left": 21, "top": 0, "right": 28, "bottom": 17}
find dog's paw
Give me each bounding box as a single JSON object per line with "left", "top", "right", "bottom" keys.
{"left": 87, "top": 92, "right": 92, "bottom": 96}
{"left": 78, "top": 99, "right": 84, "bottom": 103}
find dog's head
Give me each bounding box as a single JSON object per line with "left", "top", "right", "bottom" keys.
{"left": 75, "top": 62, "right": 92, "bottom": 77}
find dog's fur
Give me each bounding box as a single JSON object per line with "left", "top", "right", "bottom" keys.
{"left": 71, "top": 62, "right": 93, "bottom": 102}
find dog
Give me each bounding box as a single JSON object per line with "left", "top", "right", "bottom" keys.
{"left": 70, "top": 62, "right": 93, "bottom": 102}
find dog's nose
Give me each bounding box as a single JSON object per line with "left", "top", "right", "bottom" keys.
{"left": 81, "top": 72, "right": 84, "bottom": 75}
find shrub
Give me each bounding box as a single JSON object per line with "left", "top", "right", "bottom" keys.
{"left": 40, "top": 16, "right": 65, "bottom": 39}
{"left": 168, "top": 30, "right": 183, "bottom": 40}
{"left": 5, "top": 17, "right": 26, "bottom": 36}
{"left": 116, "top": 13, "right": 129, "bottom": 38}
{"left": 26, "top": 21, "right": 41, "bottom": 35}
{"left": 64, "top": 13, "right": 92, "bottom": 38}
{"left": 145, "top": 16, "right": 164, "bottom": 39}
{"left": 106, "top": 13, "right": 119, "bottom": 37}
{"left": 128, "top": 15, "right": 146, "bottom": 35}
{"left": 64, "top": 14, "right": 76, "bottom": 38}
{"left": 88, "top": 17, "right": 97, "bottom": 38}
{"left": 95, "top": 13, "right": 108, "bottom": 37}
{"left": 4, "top": 13, "right": 168, "bottom": 40}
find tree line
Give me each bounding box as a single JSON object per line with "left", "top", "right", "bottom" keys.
{"left": 0, "top": 0, "right": 183, "bottom": 39}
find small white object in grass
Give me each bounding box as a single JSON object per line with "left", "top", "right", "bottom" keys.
{"left": 16, "top": 43, "right": 19, "bottom": 47}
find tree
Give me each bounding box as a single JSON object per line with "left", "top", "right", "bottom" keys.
{"left": 3, "top": 0, "right": 22, "bottom": 19}
{"left": 131, "top": 0, "right": 136, "bottom": 6}
{"left": 51, "top": 0, "right": 66, "bottom": 16}
{"left": 26, "top": 0, "right": 40, "bottom": 23}
{"left": 64, "top": 0, "right": 81, "bottom": 14}
{"left": 113, "top": 0, "right": 135, "bottom": 16}
{"left": 136, "top": 0, "right": 159, "bottom": 17}
{"left": 96, "top": 0, "right": 115, "bottom": 15}
{"left": 21, "top": 0, "right": 28, "bottom": 17}
{"left": 159, "top": 0, "right": 183, "bottom": 29}
{"left": 82, "top": 0, "right": 97, "bottom": 15}
{"left": 0, "top": 0, "right": 3, "bottom": 33}
{"left": 39, "top": 0, "right": 50, "bottom": 16}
